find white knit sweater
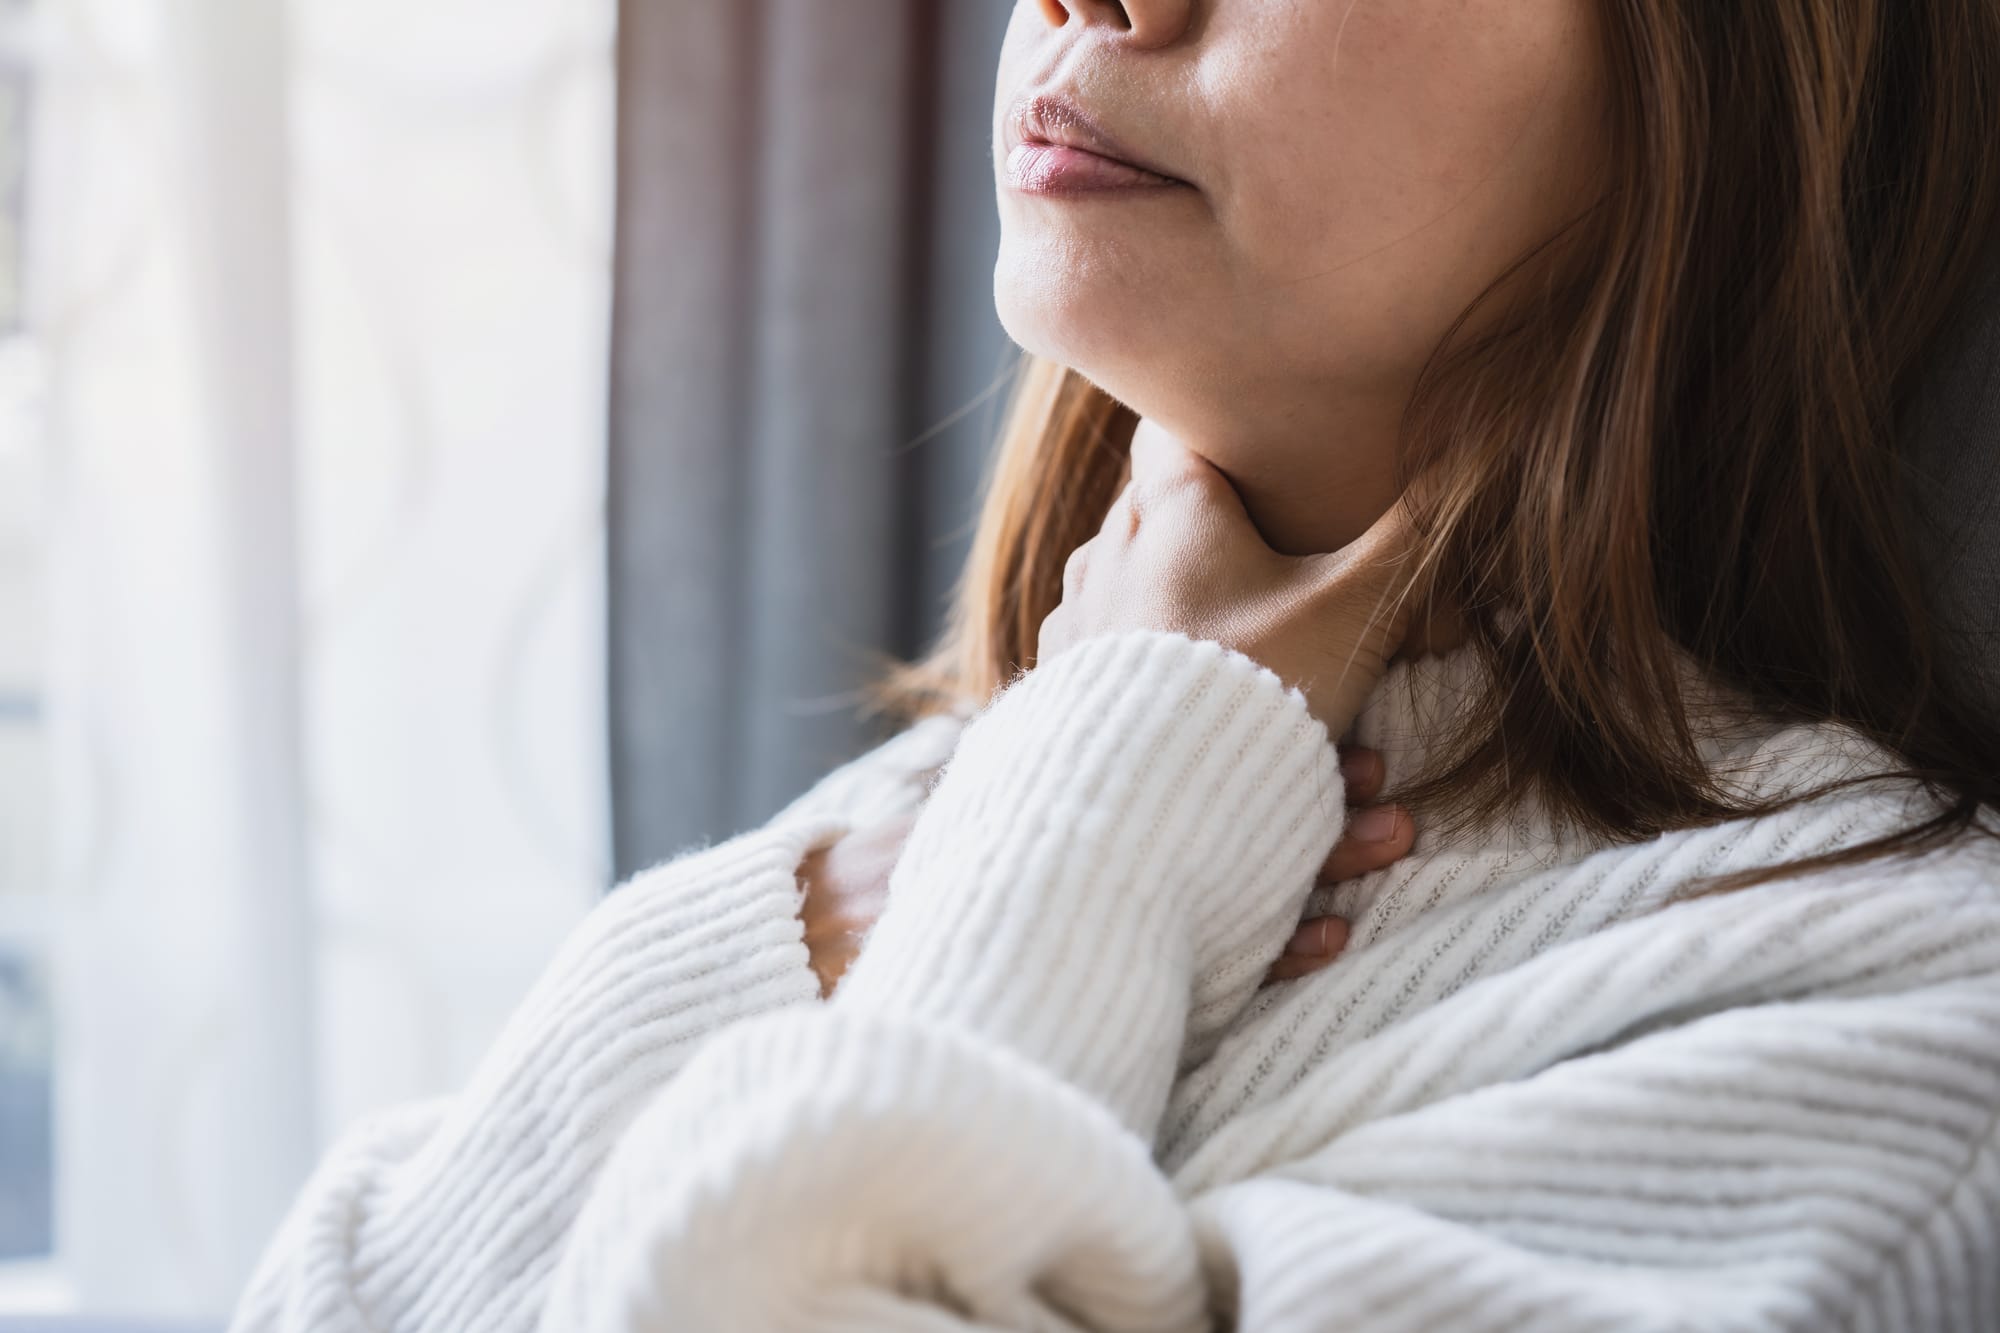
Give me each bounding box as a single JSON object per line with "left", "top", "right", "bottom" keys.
{"left": 229, "top": 629, "right": 2000, "bottom": 1332}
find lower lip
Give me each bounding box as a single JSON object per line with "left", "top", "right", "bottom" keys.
{"left": 1006, "top": 142, "right": 1185, "bottom": 196}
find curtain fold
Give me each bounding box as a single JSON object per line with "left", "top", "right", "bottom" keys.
{"left": 608, "top": 1, "right": 1015, "bottom": 875}
{"left": 738, "top": 4, "right": 925, "bottom": 831}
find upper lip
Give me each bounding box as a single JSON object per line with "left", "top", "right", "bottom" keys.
{"left": 1006, "top": 93, "right": 1188, "bottom": 185}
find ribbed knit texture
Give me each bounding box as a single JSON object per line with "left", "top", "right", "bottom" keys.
{"left": 834, "top": 630, "right": 1346, "bottom": 1135}
{"left": 231, "top": 629, "right": 2000, "bottom": 1333}
{"left": 227, "top": 714, "right": 962, "bottom": 1332}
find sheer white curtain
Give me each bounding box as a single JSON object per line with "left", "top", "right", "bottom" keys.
{"left": 29, "top": 0, "right": 613, "bottom": 1314}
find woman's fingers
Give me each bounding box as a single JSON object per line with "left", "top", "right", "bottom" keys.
{"left": 1262, "top": 751, "right": 1415, "bottom": 986}
{"left": 801, "top": 808, "right": 916, "bottom": 997}
{"left": 1338, "top": 746, "right": 1385, "bottom": 804}
{"left": 1264, "top": 808, "right": 1411, "bottom": 987}
{"left": 1319, "top": 803, "right": 1415, "bottom": 883}
{"left": 1328, "top": 745, "right": 1413, "bottom": 878}
{"left": 1263, "top": 916, "right": 1351, "bottom": 984}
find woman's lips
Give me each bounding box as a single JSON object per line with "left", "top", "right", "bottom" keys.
{"left": 1003, "top": 93, "right": 1190, "bottom": 197}
{"left": 1005, "top": 141, "right": 1184, "bottom": 195}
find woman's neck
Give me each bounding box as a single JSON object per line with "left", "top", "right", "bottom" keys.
{"left": 1137, "top": 404, "right": 1470, "bottom": 664}
{"left": 1147, "top": 390, "right": 1408, "bottom": 557}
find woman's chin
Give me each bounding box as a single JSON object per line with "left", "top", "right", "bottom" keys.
{"left": 996, "top": 275, "right": 1175, "bottom": 406}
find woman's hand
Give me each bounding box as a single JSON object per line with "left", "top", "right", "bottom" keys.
{"left": 802, "top": 420, "right": 1424, "bottom": 998}
{"left": 1036, "top": 418, "right": 1420, "bottom": 738}
{"left": 798, "top": 812, "right": 911, "bottom": 999}
{"left": 1263, "top": 744, "right": 1412, "bottom": 984}
{"left": 799, "top": 747, "right": 1415, "bottom": 998}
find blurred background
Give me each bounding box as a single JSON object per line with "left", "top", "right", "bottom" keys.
{"left": 0, "top": 0, "right": 1014, "bottom": 1321}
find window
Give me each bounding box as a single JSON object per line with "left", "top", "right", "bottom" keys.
{"left": 0, "top": 0, "right": 615, "bottom": 1314}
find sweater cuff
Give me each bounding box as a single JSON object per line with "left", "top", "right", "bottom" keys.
{"left": 834, "top": 629, "right": 1346, "bottom": 1139}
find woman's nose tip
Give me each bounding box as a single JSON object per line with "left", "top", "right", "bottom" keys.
{"left": 1034, "top": 0, "right": 1191, "bottom": 50}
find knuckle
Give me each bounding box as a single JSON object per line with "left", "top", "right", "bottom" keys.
{"left": 1037, "top": 604, "right": 1068, "bottom": 656}
{"left": 1107, "top": 482, "right": 1141, "bottom": 538}
{"left": 1130, "top": 469, "right": 1221, "bottom": 517}
{"left": 1061, "top": 546, "right": 1089, "bottom": 593}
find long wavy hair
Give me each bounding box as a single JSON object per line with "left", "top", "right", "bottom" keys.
{"left": 869, "top": 0, "right": 2000, "bottom": 889}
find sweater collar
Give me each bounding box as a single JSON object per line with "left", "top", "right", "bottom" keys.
{"left": 1347, "top": 641, "right": 1491, "bottom": 797}
{"left": 1348, "top": 638, "right": 1917, "bottom": 860}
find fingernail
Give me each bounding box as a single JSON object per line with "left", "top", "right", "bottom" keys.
{"left": 1351, "top": 807, "right": 1402, "bottom": 843}
{"left": 1338, "top": 750, "right": 1380, "bottom": 787}
{"left": 1283, "top": 917, "right": 1347, "bottom": 957}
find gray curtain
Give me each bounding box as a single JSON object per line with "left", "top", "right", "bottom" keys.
{"left": 608, "top": 2, "right": 1017, "bottom": 876}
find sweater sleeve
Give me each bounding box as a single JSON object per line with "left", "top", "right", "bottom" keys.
{"left": 534, "top": 629, "right": 1350, "bottom": 1331}
{"left": 227, "top": 712, "right": 961, "bottom": 1333}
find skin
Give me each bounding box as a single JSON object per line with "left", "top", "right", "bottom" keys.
{"left": 996, "top": 0, "right": 1609, "bottom": 556}
{"left": 804, "top": 0, "right": 1606, "bottom": 994}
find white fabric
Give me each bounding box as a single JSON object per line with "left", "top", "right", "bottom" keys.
{"left": 230, "top": 629, "right": 2000, "bottom": 1332}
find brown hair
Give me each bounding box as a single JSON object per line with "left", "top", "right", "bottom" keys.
{"left": 871, "top": 0, "right": 2000, "bottom": 888}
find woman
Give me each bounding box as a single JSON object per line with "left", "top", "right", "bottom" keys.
{"left": 233, "top": 1, "right": 2000, "bottom": 1329}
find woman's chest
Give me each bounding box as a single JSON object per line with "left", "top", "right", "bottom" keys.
{"left": 1154, "top": 834, "right": 1732, "bottom": 1189}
